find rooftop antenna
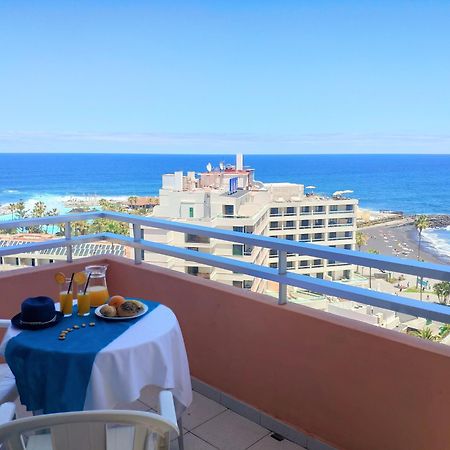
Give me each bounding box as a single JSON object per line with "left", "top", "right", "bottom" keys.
{"left": 206, "top": 162, "right": 212, "bottom": 173}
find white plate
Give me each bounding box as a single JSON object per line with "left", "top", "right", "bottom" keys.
{"left": 94, "top": 302, "right": 148, "bottom": 320}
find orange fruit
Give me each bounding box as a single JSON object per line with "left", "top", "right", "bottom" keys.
{"left": 108, "top": 295, "right": 126, "bottom": 309}
{"left": 74, "top": 271, "right": 87, "bottom": 285}
{"left": 54, "top": 272, "right": 66, "bottom": 284}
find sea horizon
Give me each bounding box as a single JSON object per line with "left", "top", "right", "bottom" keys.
{"left": 1, "top": 152, "right": 449, "bottom": 261}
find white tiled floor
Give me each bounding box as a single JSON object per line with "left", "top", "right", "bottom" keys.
{"left": 14, "top": 391, "right": 307, "bottom": 450}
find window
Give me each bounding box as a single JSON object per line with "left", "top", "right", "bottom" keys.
{"left": 187, "top": 247, "right": 199, "bottom": 251}
{"left": 223, "top": 205, "right": 234, "bottom": 216}
{"left": 185, "top": 234, "right": 210, "bottom": 244}
{"left": 314, "top": 233, "right": 323, "bottom": 240}
{"left": 329, "top": 219, "right": 337, "bottom": 226}
{"left": 270, "top": 221, "right": 280, "bottom": 230}
{"left": 300, "top": 234, "right": 309, "bottom": 242}
{"left": 244, "top": 245, "right": 253, "bottom": 256}
{"left": 344, "top": 244, "right": 352, "bottom": 250}
{"left": 300, "top": 206, "right": 310, "bottom": 214}
{"left": 270, "top": 208, "right": 280, "bottom": 216}
{"left": 233, "top": 244, "right": 243, "bottom": 256}
{"left": 243, "top": 280, "right": 253, "bottom": 289}
{"left": 187, "top": 267, "right": 199, "bottom": 275}
{"left": 329, "top": 232, "right": 337, "bottom": 240}
{"left": 314, "top": 206, "right": 324, "bottom": 213}
{"left": 269, "top": 249, "right": 278, "bottom": 257}
{"left": 270, "top": 262, "right": 278, "bottom": 268}
{"left": 330, "top": 205, "right": 338, "bottom": 212}
{"left": 316, "top": 273, "right": 324, "bottom": 279}
{"left": 344, "top": 231, "right": 352, "bottom": 238}
{"left": 346, "top": 218, "right": 353, "bottom": 224}
{"left": 287, "top": 261, "right": 295, "bottom": 270}
{"left": 314, "top": 219, "right": 324, "bottom": 227}
{"left": 346, "top": 204, "right": 354, "bottom": 211}
{"left": 313, "top": 259, "right": 322, "bottom": 267}
{"left": 285, "top": 221, "right": 295, "bottom": 229}
{"left": 300, "top": 220, "right": 309, "bottom": 228}
{"left": 286, "top": 234, "right": 294, "bottom": 240}
{"left": 233, "top": 226, "right": 244, "bottom": 233}
{"left": 285, "top": 207, "right": 296, "bottom": 216}
{"left": 300, "top": 260, "right": 309, "bottom": 267}
{"left": 189, "top": 207, "right": 194, "bottom": 218}
{"left": 244, "top": 226, "right": 254, "bottom": 234}
{"left": 233, "top": 281, "right": 243, "bottom": 288}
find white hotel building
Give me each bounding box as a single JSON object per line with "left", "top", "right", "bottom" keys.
{"left": 144, "top": 155, "right": 357, "bottom": 294}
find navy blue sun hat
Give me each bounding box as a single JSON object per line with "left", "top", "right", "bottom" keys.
{"left": 11, "top": 296, "right": 63, "bottom": 330}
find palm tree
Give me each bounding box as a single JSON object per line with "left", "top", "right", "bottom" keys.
{"left": 410, "top": 327, "right": 438, "bottom": 341}
{"left": 30, "top": 201, "right": 47, "bottom": 233}
{"left": 7, "top": 203, "right": 16, "bottom": 220}
{"left": 367, "top": 248, "right": 379, "bottom": 289}
{"left": 355, "top": 231, "right": 368, "bottom": 274}
{"left": 414, "top": 215, "right": 429, "bottom": 296}
{"left": 14, "top": 201, "right": 28, "bottom": 232}
{"left": 414, "top": 215, "right": 429, "bottom": 261}
{"left": 434, "top": 281, "right": 450, "bottom": 305}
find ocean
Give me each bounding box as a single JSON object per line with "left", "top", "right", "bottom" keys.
{"left": 0, "top": 153, "right": 449, "bottom": 259}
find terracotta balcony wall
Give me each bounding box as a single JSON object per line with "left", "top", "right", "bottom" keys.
{"left": 0, "top": 255, "right": 449, "bottom": 450}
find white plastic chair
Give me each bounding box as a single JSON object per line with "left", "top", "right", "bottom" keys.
{"left": 0, "top": 320, "right": 18, "bottom": 404}
{"left": 0, "top": 391, "right": 179, "bottom": 450}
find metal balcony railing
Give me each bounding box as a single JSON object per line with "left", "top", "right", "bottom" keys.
{"left": 0, "top": 212, "right": 450, "bottom": 323}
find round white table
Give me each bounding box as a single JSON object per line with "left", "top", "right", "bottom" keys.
{"left": 1, "top": 302, "right": 192, "bottom": 413}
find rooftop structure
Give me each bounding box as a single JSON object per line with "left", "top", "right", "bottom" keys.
{"left": 146, "top": 154, "right": 357, "bottom": 294}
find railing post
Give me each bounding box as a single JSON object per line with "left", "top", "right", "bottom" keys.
{"left": 278, "top": 250, "right": 287, "bottom": 305}
{"left": 65, "top": 222, "right": 73, "bottom": 263}
{"left": 133, "top": 223, "right": 142, "bottom": 265}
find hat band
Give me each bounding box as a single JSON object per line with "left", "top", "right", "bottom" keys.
{"left": 20, "top": 314, "right": 57, "bottom": 326}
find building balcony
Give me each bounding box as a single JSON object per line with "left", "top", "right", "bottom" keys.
{"left": 2, "top": 254, "right": 450, "bottom": 450}
{"left": 0, "top": 212, "right": 450, "bottom": 450}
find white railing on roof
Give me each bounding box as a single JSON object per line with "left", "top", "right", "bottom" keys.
{"left": 0, "top": 212, "right": 450, "bottom": 323}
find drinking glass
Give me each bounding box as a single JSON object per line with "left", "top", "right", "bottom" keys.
{"left": 77, "top": 287, "right": 91, "bottom": 316}
{"left": 59, "top": 278, "right": 73, "bottom": 317}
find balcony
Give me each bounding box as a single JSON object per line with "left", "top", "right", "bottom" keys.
{"left": 0, "top": 212, "right": 450, "bottom": 450}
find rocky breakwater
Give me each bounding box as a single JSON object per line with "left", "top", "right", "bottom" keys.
{"left": 423, "top": 215, "right": 450, "bottom": 229}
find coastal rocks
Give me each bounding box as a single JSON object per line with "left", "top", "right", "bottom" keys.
{"left": 419, "top": 215, "right": 450, "bottom": 229}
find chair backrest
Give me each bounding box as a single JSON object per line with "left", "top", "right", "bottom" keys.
{"left": 0, "top": 409, "right": 179, "bottom": 450}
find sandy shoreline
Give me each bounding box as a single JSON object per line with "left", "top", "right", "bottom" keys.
{"left": 361, "top": 220, "right": 445, "bottom": 265}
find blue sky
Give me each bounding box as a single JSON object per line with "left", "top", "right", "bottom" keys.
{"left": 0, "top": 1, "right": 449, "bottom": 154}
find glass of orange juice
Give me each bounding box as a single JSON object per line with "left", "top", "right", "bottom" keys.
{"left": 59, "top": 278, "right": 73, "bottom": 317}
{"left": 77, "top": 292, "right": 91, "bottom": 316}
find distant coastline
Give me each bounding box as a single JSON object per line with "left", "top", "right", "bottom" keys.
{"left": 0, "top": 153, "right": 448, "bottom": 263}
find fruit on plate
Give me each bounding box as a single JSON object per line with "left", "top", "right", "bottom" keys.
{"left": 54, "top": 272, "right": 66, "bottom": 284}
{"left": 108, "top": 295, "right": 125, "bottom": 309}
{"left": 73, "top": 271, "right": 87, "bottom": 285}
{"left": 100, "top": 305, "right": 117, "bottom": 317}
{"left": 117, "top": 300, "right": 144, "bottom": 317}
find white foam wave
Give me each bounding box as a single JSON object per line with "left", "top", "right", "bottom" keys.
{"left": 422, "top": 228, "right": 450, "bottom": 261}
{"left": 2, "top": 189, "right": 20, "bottom": 194}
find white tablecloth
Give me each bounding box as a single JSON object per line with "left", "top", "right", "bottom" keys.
{"left": 1, "top": 304, "right": 192, "bottom": 411}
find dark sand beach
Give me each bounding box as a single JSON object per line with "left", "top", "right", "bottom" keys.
{"left": 362, "top": 220, "right": 444, "bottom": 265}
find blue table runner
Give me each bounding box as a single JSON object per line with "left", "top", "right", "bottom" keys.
{"left": 5, "top": 299, "right": 160, "bottom": 413}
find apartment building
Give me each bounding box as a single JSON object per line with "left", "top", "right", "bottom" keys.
{"left": 143, "top": 155, "right": 357, "bottom": 294}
